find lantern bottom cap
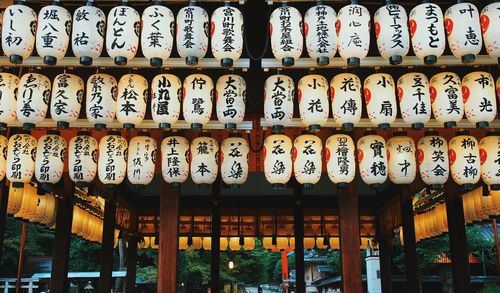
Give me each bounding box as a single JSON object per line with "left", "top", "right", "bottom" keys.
{"left": 0, "top": 123, "right": 7, "bottom": 130}
{"left": 347, "top": 57, "right": 360, "bottom": 68}
{"left": 271, "top": 125, "right": 285, "bottom": 134}
{"left": 186, "top": 56, "right": 199, "bottom": 66}
{"left": 159, "top": 122, "right": 171, "bottom": 130}
{"left": 123, "top": 123, "right": 135, "bottom": 130}
{"left": 221, "top": 58, "right": 234, "bottom": 67}
{"left": 75, "top": 181, "right": 89, "bottom": 188}
{"left": 429, "top": 184, "right": 442, "bottom": 190}
{"left": 170, "top": 182, "right": 181, "bottom": 189}
{"left": 191, "top": 123, "right": 203, "bottom": 130}
{"left": 57, "top": 121, "right": 70, "bottom": 129}
{"left": 389, "top": 55, "right": 403, "bottom": 65}
{"left": 9, "top": 54, "right": 23, "bottom": 64}
{"left": 337, "top": 182, "right": 349, "bottom": 189}
{"left": 303, "top": 183, "right": 314, "bottom": 190}
{"left": 461, "top": 54, "right": 475, "bottom": 64}
{"left": 370, "top": 183, "right": 382, "bottom": 190}
{"left": 282, "top": 57, "right": 295, "bottom": 67}
{"left": 316, "top": 56, "right": 329, "bottom": 66}
{"left": 490, "top": 184, "right": 500, "bottom": 191}
{"left": 272, "top": 183, "right": 286, "bottom": 190}
{"left": 22, "top": 123, "right": 35, "bottom": 131}
{"left": 105, "top": 183, "right": 117, "bottom": 189}
{"left": 476, "top": 121, "right": 489, "bottom": 128}
{"left": 37, "top": 186, "right": 48, "bottom": 195}
{"left": 79, "top": 56, "right": 93, "bottom": 66}
{"left": 341, "top": 123, "right": 354, "bottom": 132}
{"left": 461, "top": 183, "right": 474, "bottom": 191}
{"left": 94, "top": 123, "right": 106, "bottom": 130}
{"left": 43, "top": 56, "right": 57, "bottom": 66}
{"left": 225, "top": 123, "right": 237, "bottom": 130}
{"left": 308, "top": 124, "right": 321, "bottom": 132}
{"left": 411, "top": 123, "right": 424, "bottom": 130}
{"left": 114, "top": 56, "right": 128, "bottom": 66}
{"left": 228, "top": 183, "right": 240, "bottom": 190}
{"left": 378, "top": 123, "right": 390, "bottom": 130}
{"left": 424, "top": 55, "right": 437, "bottom": 65}
{"left": 11, "top": 182, "right": 25, "bottom": 188}
{"left": 150, "top": 57, "right": 163, "bottom": 68}
{"left": 444, "top": 121, "right": 457, "bottom": 128}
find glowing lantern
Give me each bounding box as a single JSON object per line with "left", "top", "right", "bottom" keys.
{"left": 151, "top": 74, "right": 182, "bottom": 130}
{"left": 141, "top": 5, "right": 174, "bottom": 67}
{"left": 7, "top": 184, "right": 24, "bottom": 215}
{"left": 316, "top": 238, "right": 328, "bottom": 250}
{"left": 35, "top": 131, "right": 66, "bottom": 188}
{"left": 277, "top": 237, "right": 289, "bottom": 250}
{"left": 86, "top": 74, "right": 118, "bottom": 130}
{"left": 409, "top": 3, "right": 446, "bottom": 64}
{"left": 0, "top": 136, "right": 7, "bottom": 182}
{"left": 127, "top": 135, "right": 157, "bottom": 186}
{"left": 357, "top": 133, "right": 388, "bottom": 189}
{"left": 304, "top": 4, "right": 337, "bottom": 66}
{"left": 116, "top": 74, "right": 148, "bottom": 129}
{"left": 304, "top": 237, "right": 315, "bottom": 250}
{"left": 106, "top": 4, "right": 140, "bottom": 65}
{"left": 202, "top": 237, "right": 212, "bottom": 250}
{"left": 330, "top": 73, "right": 362, "bottom": 132}
{"left": 2, "top": 3, "right": 36, "bottom": 64}
{"left": 462, "top": 72, "right": 496, "bottom": 128}
{"left": 243, "top": 237, "right": 255, "bottom": 251}
{"left": 337, "top": 2, "right": 371, "bottom": 67}
{"left": 449, "top": 134, "right": 480, "bottom": 190}
{"left": 6, "top": 134, "right": 36, "bottom": 188}
{"left": 36, "top": 3, "right": 71, "bottom": 65}
{"left": 211, "top": 5, "right": 244, "bottom": 67}
{"left": 179, "top": 237, "right": 188, "bottom": 250}
{"left": 263, "top": 134, "right": 292, "bottom": 189}
{"left": 298, "top": 75, "right": 329, "bottom": 131}
{"left": 293, "top": 134, "right": 322, "bottom": 188}
{"left": 0, "top": 73, "right": 20, "bottom": 129}
{"left": 17, "top": 73, "right": 51, "bottom": 130}
{"left": 191, "top": 237, "right": 203, "bottom": 250}
{"left": 374, "top": 3, "right": 410, "bottom": 65}
{"left": 176, "top": 5, "right": 209, "bottom": 65}
{"left": 71, "top": 3, "right": 105, "bottom": 66}
{"left": 15, "top": 183, "right": 37, "bottom": 221}
{"left": 430, "top": 72, "right": 464, "bottom": 128}
{"left": 68, "top": 132, "right": 98, "bottom": 187}
{"left": 396, "top": 72, "right": 431, "bottom": 130}
{"left": 417, "top": 133, "right": 449, "bottom": 189}
{"left": 190, "top": 136, "right": 218, "bottom": 186}
{"left": 387, "top": 134, "right": 416, "bottom": 185}
{"left": 216, "top": 75, "right": 246, "bottom": 130}
{"left": 269, "top": 4, "right": 303, "bottom": 67}
{"left": 220, "top": 134, "right": 249, "bottom": 188}
{"left": 364, "top": 73, "right": 397, "bottom": 130}
{"left": 50, "top": 73, "right": 84, "bottom": 129}
{"left": 220, "top": 237, "right": 228, "bottom": 251}
{"left": 161, "top": 135, "right": 189, "bottom": 188}
{"left": 183, "top": 74, "right": 214, "bottom": 130}
{"left": 264, "top": 75, "right": 294, "bottom": 133}
{"left": 262, "top": 237, "right": 274, "bottom": 250}
{"left": 479, "top": 136, "right": 500, "bottom": 190}
{"left": 229, "top": 237, "right": 241, "bottom": 251}
{"left": 330, "top": 237, "right": 340, "bottom": 250}
{"left": 98, "top": 133, "right": 128, "bottom": 188}
{"left": 325, "top": 134, "right": 356, "bottom": 187}
{"left": 481, "top": 2, "right": 500, "bottom": 62}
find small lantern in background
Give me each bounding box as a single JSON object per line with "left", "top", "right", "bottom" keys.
{"left": 374, "top": 3, "right": 410, "bottom": 65}
{"left": 480, "top": 2, "right": 500, "bottom": 63}
{"left": 357, "top": 133, "right": 388, "bottom": 189}
{"left": 364, "top": 73, "right": 397, "bottom": 130}
{"left": 430, "top": 72, "right": 464, "bottom": 128}
{"left": 330, "top": 73, "right": 362, "bottom": 132}
{"left": 220, "top": 134, "right": 249, "bottom": 188}
{"left": 325, "top": 134, "right": 355, "bottom": 187}
{"left": 2, "top": 2, "right": 37, "bottom": 64}
{"left": 0, "top": 135, "right": 8, "bottom": 182}
{"left": 293, "top": 133, "right": 322, "bottom": 189}
{"left": 263, "top": 134, "right": 292, "bottom": 189}
{"left": 479, "top": 135, "right": 500, "bottom": 190}
{"left": 151, "top": 74, "right": 182, "bottom": 130}
{"left": 449, "top": 133, "right": 480, "bottom": 190}
{"left": 50, "top": 73, "right": 84, "bottom": 129}
{"left": 71, "top": 2, "right": 106, "bottom": 66}
{"left": 183, "top": 74, "right": 214, "bottom": 130}
{"left": 68, "top": 131, "right": 98, "bottom": 188}
{"left": 461, "top": 71, "right": 496, "bottom": 128}
{"left": 35, "top": 131, "right": 66, "bottom": 190}
{"left": 211, "top": 5, "right": 244, "bottom": 67}
{"left": 106, "top": 3, "right": 140, "bottom": 65}
{"left": 176, "top": 4, "right": 209, "bottom": 65}
{"left": 127, "top": 134, "right": 157, "bottom": 187}
{"left": 98, "top": 132, "right": 128, "bottom": 188}
{"left": 190, "top": 135, "right": 219, "bottom": 186}
{"left": 397, "top": 72, "right": 431, "bottom": 130}
{"left": 417, "top": 132, "right": 449, "bottom": 190}
{"left": 304, "top": 4, "right": 337, "bottom": 66}
{"left": 141, "top": 4, "right": 174, "bottom": 67}
{"left": 337, "top": 2, "right": 371, "bottom": 68}
{"left": 387, "top": 133, "right": 416, "bottom": 185}
{"left": 6, "top": 134, "right": 37, "bottom": 188}
{"left": 298, "top": 75, "right": 329, "bottom": 131}
{"left": 0, "top": 73, "right": 19, "bottom": 129}
{"left": 264, "top": 75, "right": 294, "bottom": 134}
{"left": 86, "top": 74, "right": 118, "bottom": 130}
{"left": 17, "top": 73, "right": 51, "bottom": 130}
{"left": 269, "top": 4, "right": 303, "bottom": 67}
{"left": 409, "top": 2, "right": 446, "bottom": 64}
{"left": 116, "top": 74, "right": 148, "bottom": 130}
{"left": 161, "top": 135, "right": 190, "bottom": 188}
{"left": 36, "top": 2, "right": 72, "bottom": 65}
{"left": 216, "top": 75, "right": 246, "bottom": 130}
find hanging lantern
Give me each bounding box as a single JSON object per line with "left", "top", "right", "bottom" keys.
{"left": 161, "top": 135, "right": 189, "bottom": 188}
{"left": 262, "top": 237, "right": 275, "bottom": 250}
{"left": 298, "top": 75, "right": 329, "bottom": 131}
{"left": 329, "top": 237, "right": 340, "bottom": 250}
{"left": 7, "top": 184, "right": 24, "bottom": 215}
{"left": 387, "top": 134, "right": 416, "bottom": 185}
{"left": 211, "top": 5, "right": 244, "bottom": 67}
{"left": 462, "top": 71, "right": 496, "bottom": 128}
{"left": 337, "top": 2, "right": 371, "bottom": 68}
{"left": 479, "top": 136, "right": 500, "bottom": 190}
{"left": 269, "top": 4, "right": 303, "bottom": 67}
{"left": 176, "top": 4, "right": 209, "bottom": 65}
{"left": 304, "top": 4, "right": 337, "bottom": 66}
{"left": 481, "top": 2, "right": 500, "bottom": 62}
{"left": 397, "top": 72, "right": 431, "bottom": 130}
{"left": 202, "top": 237, "right": 212, "bottom": 250}
{"left": 106, "top": 4, "right": 140, "bottom": 65}
{"left": 151, "top": 74, "right": 182, "bottom": 130}
{"left": 303, "top": 237, "right": 315, "bottom": 250}
{"left": 0, "top": 135, "right": 7, "bottom": 182}
{"left": 264, "top": 75, "right": 294, "bottom": 134}
{"left": 190, "top": 135, "right": 218, "bottom": 186}
{"left": 325, "top": 134, "right": 356, "bottom": 187}
{"left": 216, "top": 75, "right": 246, "bottom": 130}
{"left": 409, "top": 2, "right": 446, "bottom": 64}
{"left": 449, "top": 134, "right": 480, "bottom": 190}
{"left": 263, "top": 134, "right": 292, "bottom": 189}
{"left": 374, "top": 3, "right": 410, "bottom": 65}
{"left": 364, "top": 73, "right": 397, "bottom": 130}
{"left": 17, "top": 73, "right": 51, "bottom": 130}
{"left": 2, "top": 2, "right": 37, "bottom": 64}
{"left": 50, "top": 73, "right": 84, "bottom": 129}
{"left": 430, "top": 72, "right": 464, "bottom": 128}
{"left": 71, "top": 2, "right": 106, "bottom": 66}
{"left": 183, "top": 74, "right": 214, "bottom": 130}
{"left": 141, "top": 4, "right": 174, "bottom": 67}
{"left": 229, "top": 237, "right": 241, "bottom": 251}
{"left": 179, "top": 237, "right": 188, "bottom": 250}
{"left": 276, "top": 237, "right": 289, "bottom": 250}
{"left": 330, "top": 73, "right": 362, "bottom": 132}
{"left": 357, "top": 133, "right": 388, "bottom": 189}
{"left": 293, "top": 133, "right": 322, "bottom": 189}
{"left": 243, "top": 237, "right": 255, "bottom": 251}
{"left": 127, "top": 134, "right": 157, "bottom": 186}
{"left": 36, "top": 3, "right": 72, "bottom": 65}
{"left": 417, "top": 133, "right": 449, "bottom": 189}
{"left": 220, "top": 134, "right": 249, "bottom": 188}
{"left": 98, "top": 132, "right": 128, "bottom": 188}
{"left": 220, "top": 237, "right": 228, "bottom": 251}
{"left": 191, "top": 237, "right": 203, "bottom": 250}
{"left": 15, "top": 183, "right": 37, "bottom": 221}
{"left": 6, "top": 134, "right": 37, "bottom": 188}
{"left": 0, "top": 73, "right": 20, "bottom": 129}
{"left": 86, "top": 74, "right": 118, "bottom": 130}
{"left": 116, "top": 74, "right": 148, "bottom": 129}
{"left": 68, "top": 131, "right": 98, "bottom": 187}
{"left": 35, "top": 131, "right": 66, "bottom": 189}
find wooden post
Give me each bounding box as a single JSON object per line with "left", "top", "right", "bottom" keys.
{"left": 377, "top": 216, "right": 392, "bottom": 293}
{"left": 0, "top": 181, "right": 9, "bottom": 261}
{"left": 210, "top": 180, "right": 221, "bottom": 293}
{"left": 294, "top": 186, "right": 305, "bottom": 293}
{"left": 15, "top": 222, "right": 26, "bottom": 293}
{"left": 124, "top": 236, "right": 138, "bottom": 293}
{"left": 98, "top": 195, "right": 117, "bottom": 293}
{"left": 400, "top": 186, "right": 420, "bottom": 293}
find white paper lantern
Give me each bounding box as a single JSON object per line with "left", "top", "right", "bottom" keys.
{"left": 68, "top": 132, "right": 98, "bottom": 187}
{"left": 36, "top": 4, "right": 72, "bottom": 65}
{"left": 417, "top": 133, "right": 449, "bottom": 189}
{"left": 304, "top": 4, "right": 337, "bottom": 66}
{"left": 264, "top": 75, "right": 294, "bottom": 133}
{"left": 337, "top": 3, "right": 371, "bottom": 67}
{"left": 298, "top": 75, "right": 329, "bottom": 131}
{"left": 325, "top": 134, "right": 355, "bottom": 187}
{"left": 151, "top": 74, "right": 182, "bottom": 129}
{"left": 263, "top": 134, "right": 292, "bottom": 188}
{"left": 444, "top": 3, "right": 482, "bottom": 63}
{"left": 374, "top": 3, "right": 410, "bottom": 65}
{"left": 0, "top": 73, "right": 20, "bottom": 128}
{"left": 330, "top": 73, "right": 362, "bottom": 132}
{"left": 387, "top": 134, "right": 416, "bottom": 185}
{"left": 116, "top": 74, "right": 148, "bottom": 129}
{"left": 106, "top": 5, "right": 140, "bottom": 65}
{"left": 479, "top": 135, "right": 500, "bottom": 190}
{"left": 176, "top": 5, "right": 209, "bottom": 65}
{"left": 481, "top": 2, "right": 500, "bottom": 62}
{"left": 363, "top": 73, "right": 397, "bottom": 130}
{"left": 409, "top": 3, "right": 446, "bottom": 64}
{"left": 183, "top": 74, "right": 214, "bottom": 130}
{"left": 211, "top": 5, "right": 244, "bottom": 67}
{"left": 50, "top": 73, "right": 84, "bottom": 129}
{"left": 449, "top": 134, "right": 480, "bottom": 190}
{"left": 397, "top": 72, "right": 431, "bottom": 130}
{"left": 98, "top": 133, "right": 128, "bottom": 188}
{"left": 269, "top": 5, "right": 303, "bottom": 67}
{"left": 0, "top": 135, "right": 8, "bottom": 182}
{"left": 190, "top": 136, "right": 218, "bottom": 185}
{"left": 220, "top": 135, "right": 249, "bottom": 187}
{"left": 161, "top": 135, "right": 189, "bottom": 188}
{"left": 141, "top": 5, "right": 174, "bottom": 67}
{"left": 35, "top": 132, "right": 66, "bottom": 186}
{"left": 127, "top": 135, "right": 157, "bottom": 186}
{"left": 86, "top": 73, "right": 118, "bottom": 130}
{"left": 293, "top": 134, "right": 322, "bottom": 188}
{"left": 430, "top": 72, "right": 464, "bottom": 128}
{"left": 462, "top": 71, "right": 496, "bottom": 128}
{"left": 71, "top": 3, "right": 106, "bottom": 66}
{"left": 216, "top": 75, "right": 246, "bottom": 130}
{"left": 17, "top": 73, "right": 51, "bottom": 130}
{"left": 357, "top": 134, "right": 388, "bottom": 189}
{"left": 2, "top": 3, "right": 37, "bottom": 64}
{"left": 6, "top": 134, "right": 36, "bottom": 188}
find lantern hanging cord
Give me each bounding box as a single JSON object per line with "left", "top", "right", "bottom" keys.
{"left": 243, "top": 5, "right": 272, "bottom": 61}
{"left": 247, "top": 128, "right": 266, "bottom": 153}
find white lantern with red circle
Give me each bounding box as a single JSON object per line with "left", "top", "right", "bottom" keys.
{"left": 211, "top": 5, "right": 244, "bottom": 67}
{"left": 220, "top": 134, "right": 249, "bottom": 187}
{"left": 183, "top": 74, "right": 214, "bottom": 130}
{"left": 2, "top": 3, "right": 37, "bottom": 64}
{"left": 409, "top": 3, "right": 446, "bottom": 64}
{"left": 479, "top": 135, "right": 500, "bottom": 190}
{"left": 0, "top": 135, "right": 8, "bottom": 182}
{"left": 17, "top": 73, "right": 51, "bottom": 130}
{"left": 50, "top": 73, "right": 84, "bottom": 129}
{"left": 263, "top": 134, "right": 292, "bottom": 188}
{"left": 0, "top": 73, "right": 19, "bottom": 128}
{"left": 293, "top": 134, "right": 322, "bottom": 188}
{"left": 176, "top": 5, "right": 209, "bottom": 65}
{"left": 397, "top": 72, "right": 431, "bottom": 130}
{"left": 127, "top": 135, "right": 157, "bottom": 186}
{"left": 462, "top": 71, "right": 496, "bottom": 128}
{"left": 116, "top": 74, "right": 148, "bottom": 129}
{"left": 98, "top": 133, "right": 128, "bottom": 188}
{"left": 6, "top": 133, "right": 37, "bottom": 188}
{"left": 430, "top": 72, "right": 464, "bottom": 128}
{"left": 216, "top": 75, "right": 246, "bottom": 130}
{"left": 71, "top": 3, "right": 106, "bottom": 66}
{"left": 374, "top": 3, "right": 410, "bottom": 65}
{"left": 325, "top": 134, "right": 355, "bottom": 187}
{"left": 417, "top": 133, "right": 449, "bottom": 189}
{"left": 86, "top": 74, "right": 118, "bottom": 130}
{"left": 190, "top": 136, "right": 218, "bottom": 186}
{"left": 141, "top": 5, "right": 174, "bottom": 67}
{"left": 161, "top": 135, "right": 190, "bottom": 188}
{"left": 330, "top": 73, "right": 362, "bottom": 132}
{"left": 357, "top": 134, "right": 388, "bottom": 189}
{"left": 449, "top": 134, "right": 480, "bottom": 190}
{"left": 151, "top": 74, "right": 182, "bottom": 129}
{"left": 35, "top": 132, "right": 66, "bottom": 186}
{"left": 36, "top": 4, "right": 72, "bottom": 65}
{"left": 337, "top": 3, "right": 371, "bottom": 68}
{"left": 269, "top": 5, "right": 303, "bottom": 67}
{"left": 298, "top": 75, "right": 329, "bottom": 131}
{"left": 264, "top": 75, "right": 294, "bottom": 133}
{"left": 387, "top": 134, "right": 416, "bottom": 185}
{"left": 106, "top": 5, "right": 140, "bottom": 65}
{"left": 364, "top": 73, "right": 397, "bottom": 130}
{"left": 304, "top": 4, "right": 337, "bottom": 66}
{"left": 444, "top": 3, "right": 482, "bottom": 63}
{"left": 68, "top": 132, "right": 98, "bottom": 187}
{"left": 480, "top": 2, "right": 500, "bottom": 62}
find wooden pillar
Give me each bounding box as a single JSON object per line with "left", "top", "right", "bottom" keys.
{"left": 0, "top": 181, "right": 9, "bottom": 260}
{"left": 377, "top": 216, "right": 392, "bottom": 293}
{"left": 400, "top": 186, "right": 420, "bottom": 293}
{"left": 210, "top": 180, "right": 221, "bottom": 293}
{"left": 124, "top": 236, "right": 138, "bottom": 293}
{"left": 98, "top": 195, "right": 117, "bottom": 293}
{"left": 293, "top": 186, "right": 305, "bottom": 293}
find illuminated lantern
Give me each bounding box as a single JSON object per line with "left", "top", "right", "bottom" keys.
{"left": 86, "top": 74, "right": 118, "bottom": 130}
{"left": 269, "top": 4, "right": 303, "bottom": 66}
{"left": 243, "top": 237, "right": 255, "bottom": 251}
{"left": 191, "top": 237, "right": 203, "bottom": 250}
{"left": 387, "top": 134, "right": 416, "bottom": 185}
{"left": 337, "top": 2, "right": 371, "bottom": 68}
{"left": 417, "top": 133, "right": 449, "bottom": 189}
{"left": 325, "top": 134, "right": 356, "bottom": 187}
{"left": 151, "top": 74, "right": 182, "bottom": 129}
{"left": 15, "top": 184, "right": 37, "bottom": 221}
{"left": 277, "top": 237, "right": 289, "bottom": 250}
{"left": 409, "top": 2, "right": 446, "bottom": 64}
{"left": 304, "top": 4, "right": 337, "bottom": 66}
{"left": 220, "top": 237, "right": 228, "bottom": 251}
{"left": 481, "top": 2, "right": 500, "bottom": 62}
{"left": 229, "top": 237, "right": 241, "bottom": 251}
{"left": 330, "top": 73, "right": 362, "bottom": 132}
{"left": 293, "top": 134, "right": 322, "bottom": 189}
{"left": 449, "top": 134, "right": 480, "bottom": 190}
{"left": 480, "top": 136, "right": 500, "bottom": 190}
{"left": 50, "top": 73, "right": 84, "bottom": 129}
{"left": 116, "top": 74, "right": 148, "bottom": 129}
{"left": 71, "top": 2, "right": 105, "bottom": 66}
{"left": 220, "top": 134, "right": 249, "bottom": 188}
{"left": 161, "top": 135, "right": 189, "bottom": 188}
{"left": 364, "top": 73, "right": 397, "bottom": 130}
{"left": 316, "top": 238, "right": 328, "bottom": 250}
{"left": 106, "top": 4, "right": 140, "bottom": 65}
{"left": 176, "top": 5, "right": 209, "bottom": 65}
{"left": 263, "top": 134, "right": 292, "bottom": 189}
{"left": 0, "top": 73, "right": 20, "bottom": 129}
{"left": 444, "top": 2, "right": 482, "bottom": 63}
{"left": 202, "top": 237, "right": 212, "bottom": 250}
{"left": 6, "top": 134, "right": 36, "bottom": 188}
{"left": 329, "top": 237, "right": 340, "bottom": 250}
{"left": 462, "top": 72, "right": 496, "bottom": 128}
{"left": 68, "top": 132, "right": 98, "bottom": 187}
{"left": 263, "top": 75, "right": 294, "bottom": 133}
{"left": 211, "top": 5, "right": 244, "bottom": 67}
{"left": 36, "top": 3, "right": 72, "bottom": 65}
{"left": 35, "top": 131, "right": 66, "bottom": 188}
{"left": 0, "top": 136, "right": 7, "bottom": 182}
{"left": 298, "top": 75, "right": 329, "bottom": 131}
{"left": 17, "top": 73, "right": 51, "bottom": 130}
{"left": 430, "top": 72, "right": 464, "bottom": 128}
{"left": 7, "top": 184, "right": 24, "bottom": 215}
{"left": 190, "top": 135, "right": 218, "bottom": 186}
{"left": 183, "top": 74, "right": 214, "bottom": 130}
{"left": 304, "top": 237, "right": 315, "bottom": 250}
{"left": 397, "top": 72, "right": 431, "bottom": 130}
{"left": 98, "top": 132, "right": 128, "bottom": 188}
{"left": 179, "top": 237, "right": 188, "bottom": 250}
{"left": 2, "top": 2, "right": 36, "bottom": 64}
{"left": 357, "top": 133, "right": 388, "bottom": 189}
{"left": 374, "top": 3, "right": 410, "bottom": 65}
{"left": 216, "top": 75, "right": 246, "bottom": 130}
{"left": 141, "top": 5, "right": 174, "bottom": 67}
{"left": 127, "top": 135, "right": 157, "bottom": 186}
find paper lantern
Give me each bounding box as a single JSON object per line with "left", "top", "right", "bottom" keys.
{"left": 430, "top": 72, "right": 464, "bottom": 128}
{"left": 17, "top": 73, "right": 51, "bottom": 130}
{"left": 183, "top": 74, "right": 214, "bottom": 130}
{"left": 397, "top": 72, "right": 431, "bottom": 130}
{"left": 50, "top": 73, "right": 84, "bottom": 129}
{"left": 6, "top": 134, "right": 36, "bottom": 188}
{"left": 243, "top": 237, "right": 255, "bottom": 251}
{"left": 71, "top": 3, "right": 105, "bottom": 66}
{"left": 190, "top": 136, "right": 218, "bottom": 186}
{"left": 0, "top": 73, "right": 20, "bottom": 129}
{"left": 337, "top": 3, "right": 371, "bottom": 67}
{"left": 325, "top": 134, "right": 356, "bottom": 187}
{"left": 7, "top": 184, "right": 24, "bottom": 215}
{"left": 462, "top": 72, "right": 496, "bottom": 128}
{"left": 269, "top": 5, "right": 303, "bottom": 66}
{"left": 106, "top": 5, "right": 140, "bottom": 65}
{"left": 298, "top": 75, "right": 329, "bottom": 131}
{"left": 304, "top": 237, "right": 315, "bottom": 250}
{"left": 329, "top": 237, "right": 340, "bottom": 250}
{"left": 409, "top": 3, "right": 446, "bottom": 64}
{"left": 179, "top": 237, "right": 188, "bottom": 250}
{"left": 202, "top": 237, "right": 212, "bottom": 250}
{"left": 220, "top": 135, "right": 249, "bottom": 188}
{"left": 481, "top": 2, "right": 500, "bottom": 62}
{"left": 264, "top": 75, "right": 294, "bottom": 133}
{"left": 35, "top": 132, "right": 66, "bottom": 187}
{"left": 220, "top": 237, "right": 228, "bottom": 251}
{"left": 263, "top": 134, "right": 292, "bottom": 188}
{"left": 229, "top": 237, "right": 241, "bottom": 251}
{"left": 357, "top": 134, "right": 388, "bottom": 189}
{"left": 480, "top": 136, "right": 500, "bottom": 190}
{"left": 161, "top": 135, "right": 189, "bottom": 188}
{"left": 364, "top": 73, "right": 397, "bottom": 130}
{"left": 304, "top": 4, "right": 337, "bottom": 66}
{"left": 330, "top": 73, "right": 362, "bottom": 132}
{"left": 191, "top": 237, "right": 203, "bottom": 250}
{"left": 216, "top": 75, "right": 246, "bottom": 130}
{"left": 316, "top": 238, "right": 328, "bottom": 250}
{"left": 116, "top": 74, "right": 148, "bottom": 129}
{"left": 0, "top": 135, "right": 7, "bottom": 182}
{"left": 36, "top": 4, "right": 72, "bottom": 65}
{"left": 98, "top": 133, "right": 128, "bottom": 188}
{"left": 2, "top": 3, "right": 37, "bottom": 64}
{"left": 444, "top": 3, "right": 482, "bottom": 63}
{"left": 293, "top": 134, "right": 322, "bottom": 188}
{"left": 151, "top": 74, "right": 182, "bottom": 129}
{"left": 449, "top": 134, "right": 480, "bottom": 190}
{"left": 276, "top": 237, "right": 289, "bottom": 250}
{"left": 127, "top": 135, "right": 157, "bottom": 186}
{"left": 68, "top": 132, "right": 98, "bottom": 187}
{"left": 86, "top": 73, "right": 118, "bottom": 130}
{"left": 176, "top": 5, "right": 209, "bottom": 65}
{"left": 387, "top": 134, "right": 416, "bottom": 185}
{"left": 417, "top": 133, "right": 449, "bottom": 189}
{"left": 374, "top": 3, "right": 410, "bottom": 65}
{"left": 141, "top": 5, "right": 174, "bottom": 67}
{"left": 211, "top": 5, "right": 244, "bottom": 67}
{"left": 15, "top": 183, "right": 37, "bottom": 221}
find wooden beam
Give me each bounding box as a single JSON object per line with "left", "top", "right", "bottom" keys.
{"left": 0, "top": 181, "right": 9, "bottom": 261}
{"left": 98, "top": 195, "right": 117, "bottom": 293}
{"left": 400, "top": 185, "right": 420, "bottom": 293}
{"left": 125, "top": 237, "right": 138, "bottom": 293}
{"left": 293, "top": 186, "right": 305, "bottom": 293}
